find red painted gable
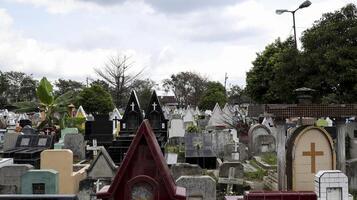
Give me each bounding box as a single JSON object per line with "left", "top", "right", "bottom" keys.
{"left": 97, "top": 120, "right": 186, "bottom": 200}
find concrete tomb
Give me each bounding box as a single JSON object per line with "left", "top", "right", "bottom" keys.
{"left": 21, "top": 169, "right": 59, "bottom": 194}
{"left": 0, "top": 158, "right": 13, "bottom": 168}
{"left": 0, "top": 164, "right": 33, "bottom": 194}
{"left": 63, "top": 133, "right": 85, "bottom": 161}
{"left": 96, "top": 120, "right": 186, "bottom": 200}
{"left": 109, "top": 108, "right": 122, "bottom": 137}
{"left": 41, "top": 149, "right": 89, "bottom": 194}
{"left": 185, "top": 133, "right": 217, "bottom": 169}
{"left": 170, "top": 163, "right": 203, "bottom": 181}
{"left": 248, "top": 124, "right": 275, "bottom": 156}
{"left": 315, "top": 170, "right": 349, "bottom": 200}
{"left": 169, "top": 117, "right": 185, "bottom": 138}
{"left": 2, "top": 132, "right": 19, "bottom": 151}
{"left": 87, "top": 147, "right": 117, "bottom": 180}
{"left": 286, "top": 126, "right": 336, "bottom": 191}
{"left": 176, "top": 176, "right": 216, "bottom": 200}
{"left": 54, "top": 128, "right": 79, "bottom": 149}
{"left": 208, "top": 103, "right": 226, "bottom": 128}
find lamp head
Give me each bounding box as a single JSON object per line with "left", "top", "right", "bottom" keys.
{"left": 276, "top": 9, "right": 289, "bottom": 15}
{"left": 299, "top": 0, "right": 312, "bottom": 9}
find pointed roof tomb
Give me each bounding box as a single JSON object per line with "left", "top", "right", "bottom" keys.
{"left": 120, "top": 91, "right": 144, "bottom": 135}
{"left": 96, "top": 120, "right": 186, "bottom": 200}
{"left": 75, "top": 106, "right": 87, "bottom": 119}
{"left": 145, "top": 91, "right": 168, "bottom": 130}
{"left": 208, "top": 103, "right": 226, "bottom": 127}
{"left": 110, "top": 108, "right": 122, "bottom": 121}
{"left": 87, "top": 147, "right": 117, "bottom": 180}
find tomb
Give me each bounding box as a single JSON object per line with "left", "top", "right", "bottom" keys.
{"left": 176, "top": 176, "right": 216, "bottom": 200}
{"left": 185, "top": 133, "right": 217, "bottom": 169}
{"left": 286, "top": 126, "right": 336, "bottom": 191}
{"left": 183, "top": 109, "right": 195, "bottom": 129}
{"left": 63, "top": 133, "right": 85, "bottom": 161}
{"left": 21, "top": 169, "right": 59, "bottom": 194}
{"left": 21, "top": 125, "right": 36, "bottom": 135}
{"left": 109, "top": 108, "right": 122, "bottom": 137}
{"left": 0, "top": 164, "right": 33, "bottom": 194}
{"left": 2, "top": 132, "right": 19, "bottom": 151}
{"left": 248, "top": 124, "right": 275, "bottom": 156}
{"left": 96, "top": 120, "right": 186, "bottom": 200}
{"left": 243, "top": 191, "right": 317, "bottom": 200}
{"left": 1, "top": 134, "right": 53, "bottom": 168}
{"left": 208, "top": 103, "right": 226, "bottom": 128}
{"left": 87, "top": 147, "right": 117, "bottom": 180}
{"left": 41, "top": 149, "right": 89, "bottom": 194}
{"left": 108, "top": 91, "right": 143, "bottom": 164}
{"left": 315, "top": 170, "right": 349, "bottom": 200}
{"left": 168, "top": 115, "right": 185, "bottom": 138}
{"left": 0, "top": 158, "right": 13, "bottom": 168}
{"left": 85, "top": 114, "right": 113, "bottom": 149}
{"left": 170, "top": 163, "right": 203, "bottom": 181}
{"left": 54, "top": 128, "right": 79, "bottom": 149}
{"left": 218, "top": 162, "right": 244, "bottom": 194}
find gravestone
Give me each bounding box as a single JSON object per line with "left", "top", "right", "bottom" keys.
{"left": 208, "top": 103, "right": 225, "bottom": 128}
{"left": 219, "top": 162, "right": 244, "bottom": 179}
{"left": 253, "top": 134, "right": 276, "bottom": 155}
{"left": 248, "top": 124, "right": 274, "bottom": 156}
{"left": 346, "top": 158, "right": 357, "bottom": 191}
{"left": 109, "top": 108, "right": 122, "bottom": 137}
{"left": 315, "top": 170, "right": 349, "bottom": 200}
{"left": 170, "top": 163, "right": 203, "bottom": 181}
{"left": 54, "top": 128, "right": 79, "bottom": 149}
{"left": 21, "top": 125, "right": 36, "bottom": 135}
{"left": 3, "top": 132, "right": 19, "bottom": 151}
{"left": 176, "top": 176, "right": 216, "bottom": 200}
{"left": 211, "top": 130, "right": 233, "bottom": 158}
{"left": 21, "top": 169, "right": 59, "bottom": 194}
{"left": 286, "top": 126, "right": 336, "bottom": 191}
{"left": 183, "top": 109, "right": 195, "bottom": 129}
{"left": 96, "top": 120, "right": 186, "bottom": 200}
{"left": 185, "top": 133, "right": 217, "bottom": 169}
{"left": 222, "top": 103, "right": 235, "bottom": 125}
{"left": 41, "top": 149, "right": 89, "bottom": 194}
{"left": 87, "top": 147, "right": 117, "bottom": 180}
{"left": 63, "top": 133, "right": 85, "bottom": 160}
{"left": 0, "top": 164, "right": 33, "bottom": 194}
{"left": 169, "top": 116, "right": 185, "bottom": 138}
{"left": 85, "top": 115, "right": 113, "bottom": 149}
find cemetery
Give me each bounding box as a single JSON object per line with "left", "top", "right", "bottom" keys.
{"left": 0, "top": 1, "right": 356, "bottom": 200}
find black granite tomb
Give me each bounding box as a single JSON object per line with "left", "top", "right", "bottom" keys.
{"left": 84, "top": 115, "right": 113, "bottom": 148}
{"left": 0, "top": 134, "right": 53, "bottom": 168}
{"left": 184, "top": 133, "right": 217, "bottom": 169}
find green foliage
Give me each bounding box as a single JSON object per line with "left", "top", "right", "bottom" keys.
{"left": 246, "top": 4, "right": 357, "bottom": 104}
{"left": 54, "top": 79, "right": 84, "bottom": 96}
{"left": 245, "top": 160, "right": 268, "bottom": 181}
{"left": 198, "top": 81, "right": 227, "bottom": 110}
{"left": 163, "top": 71, "right": 208, "bottom": 107}
{"left": 37, "top": 77, "right": 54, "bottom": 106}
{"left": 77, "top": 84, "right": 114, "bottom": 114}
{"left": 261, "top": 153, "right": 277, "bottom": 165}
{"left": 186, "top": 124, "right": 200, "bottom": 133}
{"left": 60, "top": 113, "right": 86, "bottom": 133}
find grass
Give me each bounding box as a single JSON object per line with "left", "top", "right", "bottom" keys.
{"left": 261, "top": 153, "right": 277, "bottom": 165}
{"left": 244, "top": 160, "right": 268, "bottom": 181}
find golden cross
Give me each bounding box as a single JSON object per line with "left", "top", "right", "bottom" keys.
{"left": 302, "top": 142, "right": 324, "bottom": 173}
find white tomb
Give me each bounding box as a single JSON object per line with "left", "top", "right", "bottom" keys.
{"left": 109, "top": 108, "right": 122, "bottom": 136}
{"left": 0, "top": 158, "right": 13, "bottom": 168}
{"left": 169, "top": 118, "right": 185, "bottom": 138}
{"left": 315, "top": 170, "right": 351, "bottom": 200}
{"left": 183, "top": 109, "right": 195, "bottom": 129}
{"left": 75, "top": 105, "right": 87, "bottom": 119}
{"left": 208, "top": 103, "right": 226, "bottom": 128}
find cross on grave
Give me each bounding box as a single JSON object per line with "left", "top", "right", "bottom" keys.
{"left": 152, "top": 102, "right": 157, "bottom": 111}
{"left": 130, "top": 102, "right": 135, "bottom": 111}
{"left": 303, "top": 142, "right": 324, "bottom": 173}
{"left": 45, "top": 129, "right": 51, "bottom": 135}
{"left": 87, "top": 139, "right": 102, "bottom": 156}
{"left": 113, "top": 116, "right": 120, "bottom": 129}
{"left": 234, "top": 142, "right": 239, "bottom": 152}
{"left": 218, "top": 167, "right": 244, "bottom": 193}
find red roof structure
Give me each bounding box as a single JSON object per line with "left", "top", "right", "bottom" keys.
{"left": 96, "top": 120, "right": 186, "bottom": 200}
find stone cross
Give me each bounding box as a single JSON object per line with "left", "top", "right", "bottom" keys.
{"left": 303, "top": 142, "right": 324, "bottom": 173}
{"left": 234, "top": 142, "right": 239, "bottom": 152}
{"left": 152, "top": 102, "right": 157, "bottom": 110}
{"left": 45, "top": 129, "right": 51, "bottom": 135}
{"left": 86, "top": 139, "right": 102, "bottom": 156}
{"left": 130, "top": 102, "right": 135, "bottom": 111}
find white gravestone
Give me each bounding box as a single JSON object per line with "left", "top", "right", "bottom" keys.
{"left": 315, "top": 170, "right": 349, "bottom": 200}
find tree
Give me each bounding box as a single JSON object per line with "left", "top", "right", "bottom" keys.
{"left": 95, "top": 55, "right": 144, "bottom": 108}
{"left": 90, "top": 79, "right": 112, "bottom": 93}
{"left": 300, "top": 3, "right": 357, "bottom": 103}
{"left": 228, "top": 85, "right": 251, "bottom": 105}
{"left": 77, "top": 85, "right": 114, "bottom": 115}
{"left": 246, "top": 37, "right": 299, "bottom": 103}
{"left": 198, "top": 81, "right": 227, "bottom": 110}
{"left": 130, "top": 78, "right": 156, "bottom": 109}
{"left": 3, "top": 71, "right": 38, "bottom": 103}
{"left": 54, "top": 79, "right": 84, "bottom": 96}
{"left": 163, "top": 72, "right": 208, "bottom": 107}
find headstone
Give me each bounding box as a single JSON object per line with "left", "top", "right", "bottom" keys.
{"left": 21, "top": 169, "right": 59, "bottom": 194}
{"left": 315, "top": 170, "right": 349, "bottom": 200}
{"left": 183, "top": 109, "right": 195, "bottom": 129}
{"left": 0, "top": 164, "right": 33, "bottom": 194}
{"left": 222, "top": 103, "right": 235, "bottom": 125}
{"left": 165, "top": 152, "right": 178, "bottom": 165}
{"left": 96, "top": 120, "right": 186, "bottom": 200}
{"left": 185, "top": 133, "right": 217, "bottom": 169}
{"left": 218, "top": 162, "right": 244, "bottom": 179}
{"left": 286, "top": 126, "right": 336, "bottom": 191}
{"left": 346, "top": 158, "right": 357, "bottom": 191}
{"left": 208, "top": 103, "right": 225, "bottom": 128}
{"left": 87, "top": 147, "right": 117, "bottom": 180}
{"left": 248, "top": 124, "right": 274, "bottom": 156}
{"left": 169, "top": 117, "right": 185, "bottom": 138}
{"left": 3, "top": 132, "right": 19, "bottom": 151}
{"left": 41, "top": 149, "right": 89, "bottom": 194}
{"left": 54, "top": 128, "right": 78, "bottom": 149}
{"left": 170, "top": 163, "right": 203, "bottom": 181}
{"left": 84, "top": 115, "right": 113, "bottom": 149}
{"left": 63, "top": 133, "right": 85, "bottom": 160}
{"left": 176, "top": 176, "right": 216, "bottom": 200}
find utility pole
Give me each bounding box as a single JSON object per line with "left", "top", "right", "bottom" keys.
{"left": 224, "top": 73, "right": 228, "bottom": 92}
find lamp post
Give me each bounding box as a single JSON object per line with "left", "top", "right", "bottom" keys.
{"left": 276, "top": 0, "right": 312, "bottom": 49}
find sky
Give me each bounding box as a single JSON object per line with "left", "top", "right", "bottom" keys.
{"left": 0, "top": 0, "right": 353, "bottom": 89}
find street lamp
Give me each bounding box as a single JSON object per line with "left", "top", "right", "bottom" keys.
{"left": 276, "top": 0, "right": 312, "bottom": 49}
